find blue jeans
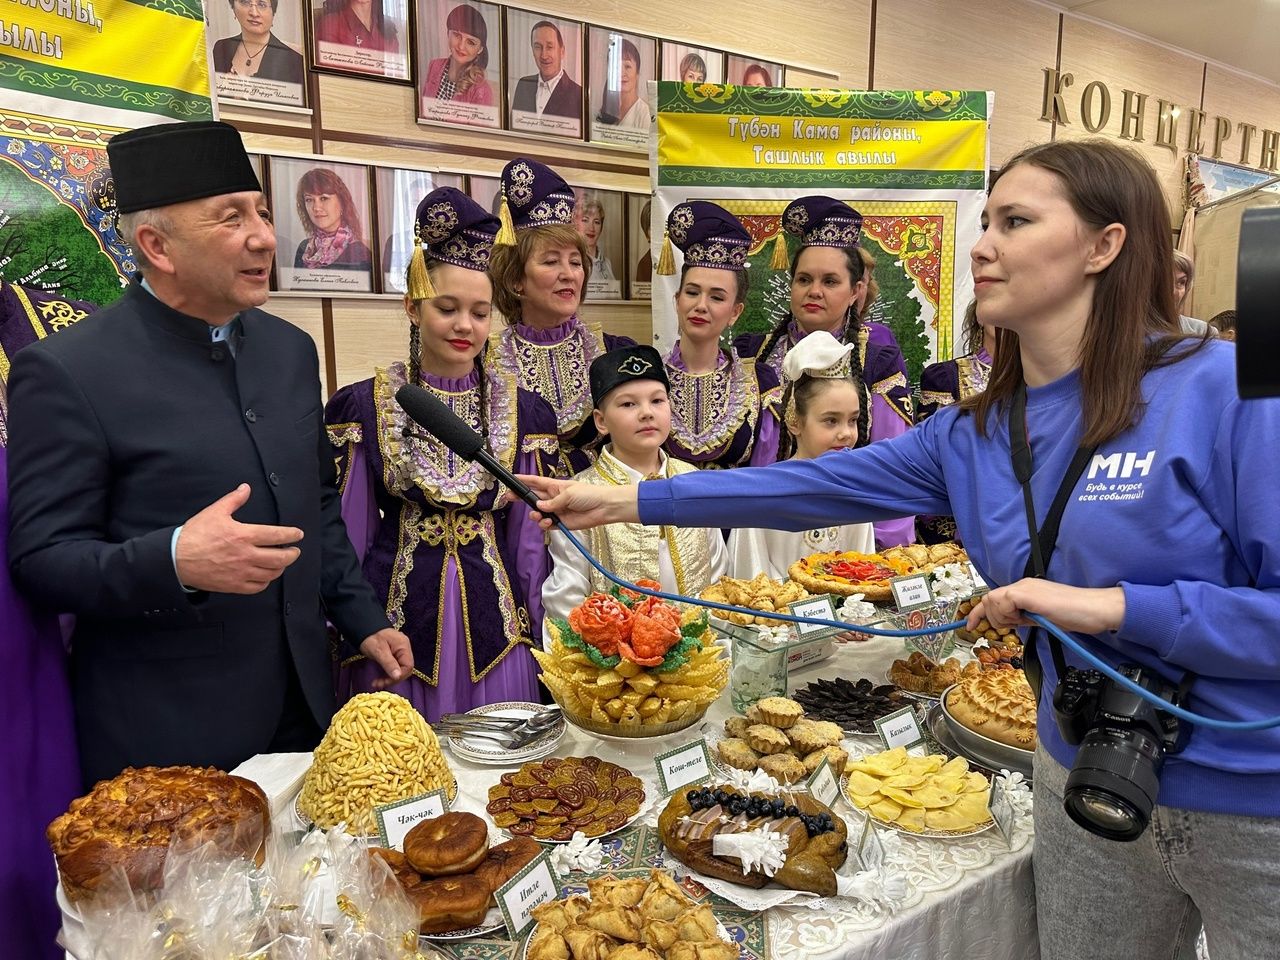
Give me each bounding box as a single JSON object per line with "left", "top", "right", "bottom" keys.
{"left": 1033, "top": 748, "right": 1280, "bottom": 960}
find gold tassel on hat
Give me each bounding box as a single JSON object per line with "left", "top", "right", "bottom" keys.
{"left": 495, "top": 186, "right": 517, "bottom": 248}
{"left": 406, "top": 241, "right": 436, "bottom": 301}
{"left": 655, "top": 229, "right": 676, "bottom": 276}
{"left": 770, "top": 231, "right": 790, "bottom": 270}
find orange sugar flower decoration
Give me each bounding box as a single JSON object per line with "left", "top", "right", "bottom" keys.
{"left": 620, "top": 598, "right": 683, "bottom": 666}
{"left": 568, "top": 593, "right": 634, "bottom": 656}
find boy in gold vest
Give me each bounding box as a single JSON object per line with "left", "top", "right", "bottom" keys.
{"left": 541, "top": 345, "right": 728, "bottom": 646}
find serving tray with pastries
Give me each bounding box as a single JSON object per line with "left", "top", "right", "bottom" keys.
{"left": 525, "top": 868, "right": 739, "bottom": 960}
{"left": 789, "top": 543, "right": 968, "bottom": 600}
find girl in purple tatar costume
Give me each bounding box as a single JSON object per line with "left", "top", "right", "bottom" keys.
{"left": 324, "top": 189, "right": 558, "bottom": 718}
{"left": 654, "top": 200, "right": 781, "bottom": 470}
{"left": 0, "top": 282, "right": 89, "bottom": 960}
{"left": 487, "top": 158, "right": 634, "bottom": 477}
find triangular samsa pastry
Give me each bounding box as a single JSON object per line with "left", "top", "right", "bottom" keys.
{"left": 673, "top": 904, "right": 720, "bottom": 943}
{"left": 601, "top": 875, "right": 649, "bottom": 908}
{"left": 533, "top": 895, "right": 591, "bottom": 933}
{"left": 667, "top": 941, "right": 739, "bottom": 960}
{"left": 563, "top": 924, "right": 615, "bottom": 960}
{"left": 528, "top": 924, "right": 570, "bottom": 960}
{"left": 638, "top": 870, "right": 691, "bottom": 920}
{"left": 607, "top": 946, "right": 663, "bottom": 960}
{"left": 582, "top": 903, "right": 642, "bottom": 942}
{"left": 641, "top": 917, "right": 680, "bottom": 952}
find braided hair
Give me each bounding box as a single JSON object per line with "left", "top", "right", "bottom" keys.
{"left": 405, "top": 257, "right": 492, "bottom": 451}
{"left": 761, "top": 244, "right": 870, "bottom": 453}
{"left": 775, "top": 368, "right": 870, "bottom": 462}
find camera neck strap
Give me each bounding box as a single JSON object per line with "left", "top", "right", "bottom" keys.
{"left": 1008, "top": 380, "right": 1098, "bottom": 698}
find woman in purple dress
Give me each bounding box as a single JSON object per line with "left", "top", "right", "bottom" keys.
{"left": 487, "top": 158, "right": 634, "bottom": 476}
{"left": 1, "top": 283, "right": 89, "bottom": 960}
{"left": 733, "top": 196, "right": 915, "bottom": 547}
{"left": 324, "top": 188, "right": 558, "bottom": 718}
{"left": 656, "top": 201, "right": 781, "bottom": 469}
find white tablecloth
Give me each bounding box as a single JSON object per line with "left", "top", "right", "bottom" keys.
{"left": 231, "top": 633, "right": 1039, "bottom": 960}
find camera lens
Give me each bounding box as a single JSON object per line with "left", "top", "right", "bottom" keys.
{"left": 1062, "top": 725, "right": 1165, "bottom": 842}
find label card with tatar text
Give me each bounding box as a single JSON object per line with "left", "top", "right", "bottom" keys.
{"left": 495, "top": 851, "right": 559, "bottom": 939}
{"left": 889, "top": 573, "right": 934, "bottom": 613}
{"left": 786, "top": 593, "right": 842, "bottom": 641}
{"left": 655, "top": 739, "right": 713, "bottom": 796}
{"left": 374, "top": 789, "right": 449, "bottom": 850}
{"left": 988, "top": 777, "right": 1017, "bottom": 845}
{"left": 968, "top": 562, "right": 989, "bottom": 593}
{"left": 806, "top": 755, "right": 841, "bottom": 809}
{"left": 851, "top": 817, "right": 886, "bottom": 873}
{"left": 873, "top": 705, "right": 927, "bottom": 752}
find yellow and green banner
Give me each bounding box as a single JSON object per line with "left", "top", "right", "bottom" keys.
{"left": 0, "top": 0, "right": 214, "bottom": 304}
{"left": 651, "top": 85, "right": 992, "bottom": 375}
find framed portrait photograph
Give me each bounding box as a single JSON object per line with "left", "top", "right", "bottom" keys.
{"left": 375, "top": 167, "right": 465, "bottom": 294}
{"left": 659, "top": 42, "right": 724, "bottom": 84}
{"left": 209, "top": 0, "right": 307, "bottom": 108}
{"left": 726, "top": 54, "right": 784, "bottom": 88}
{"left": 586, "top": 27, "right": 655, "bottom": 150}
{"left": 247, "top": 153, "right": 265, "bottom": 184}
{"left": 574, "top": 188, "right": 623, "bottom": 301}
{"left": 416, "top": 0, "right": 502, "bottom": 129}
{"left": 627, "top": 194, "right": 652, "bottom": 300}
{"left": 504, "top": 7, "right": 583, "bottom": 139}
{"left": 311, "top": 0, "right": 409, "bottom": 81}
{"left": 270, "top": 156, "right": 375, "bottom": 293}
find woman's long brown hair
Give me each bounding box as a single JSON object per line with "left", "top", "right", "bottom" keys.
{"left": 963, "top": 139, "right": 1204, "bottom": 448}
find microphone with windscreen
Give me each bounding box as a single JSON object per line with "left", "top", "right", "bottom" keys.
{"left": 394, "top": 383, "right": 560, "bottom": 523}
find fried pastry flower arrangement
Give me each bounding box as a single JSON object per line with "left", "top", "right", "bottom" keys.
{"left": 527, "top": 870, "right": 738, "bottom": 960}
{"left": 534, "top": 582, "right": 728, "bottom": 731}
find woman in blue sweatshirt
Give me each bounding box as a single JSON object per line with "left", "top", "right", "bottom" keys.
{"left": 524, "top": 139, "right": 1280, "bottom": 958}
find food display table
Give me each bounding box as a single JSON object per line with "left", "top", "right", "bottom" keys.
{"left": 232, "top": 633, "right": 1039, "bottom": 960}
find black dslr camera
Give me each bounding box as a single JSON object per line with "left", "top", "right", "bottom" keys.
{"left": 1052, "top": 665, "right": 1191, "bottom": 841}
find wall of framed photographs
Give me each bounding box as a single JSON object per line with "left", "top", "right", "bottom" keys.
{"left": 219, "top": 0, "right": 836, "bottom": 392}
{"left": 214, "top": 0, "right": 1280, "bottom": 396}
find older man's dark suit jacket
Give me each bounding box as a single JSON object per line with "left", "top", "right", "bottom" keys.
{"left": 6, "top": 283, "right": 389, "bottom": 786}
{"left": 511, "top": 72, "right": 583, "bottom": 119}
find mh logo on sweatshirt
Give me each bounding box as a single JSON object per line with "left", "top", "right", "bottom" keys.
{"left": 1088, "top": 450, "right": 1156, "bottom": 480}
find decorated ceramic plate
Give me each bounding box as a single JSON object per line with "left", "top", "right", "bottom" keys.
{"left": 445, "top": 701, "right": 566, "bottom": 764}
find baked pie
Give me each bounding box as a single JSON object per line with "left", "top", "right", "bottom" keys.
{"left": 945, "top": 669, "right": 1037, "bottom": 750}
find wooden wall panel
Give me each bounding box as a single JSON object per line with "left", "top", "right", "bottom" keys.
{"left": 270, "top": 296, "right": 330, "bottom": 390}
{"left": 1056, "top": 17, "right": 1204, "bottom": 221}
{"left": 1187, "top": 190, "right": 1280, "bottom": 322}
{"left": 874, "top": 0, "right": 1060, "bottom": 164}
{"left": 1200, "top": 65, "right": 1280, "bottom": 172}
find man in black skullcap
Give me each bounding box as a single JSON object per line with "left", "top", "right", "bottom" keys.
{"left": 6, "top": 121, "right": 412, "bottom": 787}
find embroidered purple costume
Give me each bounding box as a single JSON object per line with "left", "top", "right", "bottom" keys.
{"left": 1, "top": 283, "right": 92, "bottom": 960}
{"left": 733, "top": 196, "right": 915, "bottom": 547}
{"left": 659, "top": 201, "right": 781, "bottom": 469}
{"left": 325, "top": 189, "right": 559, "bottom": 719}
{"left": 486, "top": 159, "right": 633, "bottom": 476}
{"left": 914, "top": 346, "right": 992, "bottom": 543}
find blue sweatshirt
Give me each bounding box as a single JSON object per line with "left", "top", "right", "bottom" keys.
{"left": 639, "top": 340, "right": 1280, "bottom": 817}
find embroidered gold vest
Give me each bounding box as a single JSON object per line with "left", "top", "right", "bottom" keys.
{"left": 574, "top": 451, "right": 714, "bottom": 597}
